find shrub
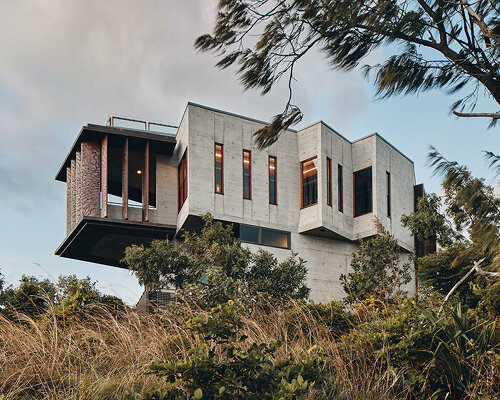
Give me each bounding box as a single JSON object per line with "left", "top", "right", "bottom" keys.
{"left": 122, "top": 301, "right": 326, "bottom": 399}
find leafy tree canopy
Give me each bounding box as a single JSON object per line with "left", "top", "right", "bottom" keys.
{"left": 123, "top": 214, "right": 310, "bottom": 307}
{"left": 197, "top": 0, "right": 500, "bottom": 148}
{"left": 340, "top": 221, "right": 412, "bottom": 303}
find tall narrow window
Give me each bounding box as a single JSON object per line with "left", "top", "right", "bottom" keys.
{"left": 338, "top": 164, "right": 343, "bottom": 212}
{"left": 178, "top": 150, "right": 187, "bottom": 210}
{"left": 301, "top": 157, "right": 318, "bottom": 208}
{"left": 386, "top": 171, "right": 391, "bottom": 217}
{"left": 269, "top": 156, "right": 277, "bottom": 205}
{"left": 327, "top": 157, "right": 332, "bottom": 206}
{"left": 215, "top": 143, "right": 223, "bottom": 194}
{"left": 354, "top": 167, "right": 372, "bottom": 217}
{"left": 243, "top": 150, "right": 251, "bottom": 199}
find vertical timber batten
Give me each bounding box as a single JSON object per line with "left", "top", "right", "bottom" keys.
{"left": 142, "top": 140, "right": 150, "bottom": 222}
{"left": 101, "top": 134, "right": 108, "bottom": 217}
{"left": 122, "top": 137, "right": 129, "bottom": 220}
{"left": 66, "top": 166, "right": 72, "bottom": 235}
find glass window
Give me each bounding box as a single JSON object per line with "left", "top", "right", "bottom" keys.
{"left": 327, "top": 157, "right": 332, "bottom": 206}
{"left": 240, "top": 224, "right": 259, "bottom": 244}
{"left": 261, "top": 228, "right": 289, "bottom": 248}
{"left": 243, "top": 150, "right": 251, "bottom": 199}
{"left": 178, "top": 149, "right": 187, "bottom": 211}
{"left": 354, "top": 167, "right": 372, "bottom": 217}
{"left": 387, "top": 171, "right": 391, "bottom": 217}
{"left": 301, "top": 157, "right": 318, "bottom": 208}
{"left": 215, "top": 143, "right": 223, "bottom": 194}
{"left": 269, "top": 156, "right": 277, "bottom": 205}
{"left": 338, "top": 164, "right": 343, "bottom": 212}
{"left": 239, "top": 224, "right": 290, "bottom": 249}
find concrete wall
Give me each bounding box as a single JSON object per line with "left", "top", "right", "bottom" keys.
{"left": 168, "top": 104, "right": 417, "bottom": 301}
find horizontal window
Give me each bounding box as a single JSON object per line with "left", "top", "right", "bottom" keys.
{"left": 239, "top": 224, "right": 290, "bottom": 249}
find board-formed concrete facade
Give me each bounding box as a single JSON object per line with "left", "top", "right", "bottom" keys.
{"left": 56, "top": 102, "right": 420, "bottom": 303}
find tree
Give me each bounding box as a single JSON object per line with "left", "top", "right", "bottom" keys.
{"left": 196, "top": 1, "right": 500, "bottom": 148}
{"left": 123, "top": 214, "right": 310, "bottom": 307}
{"left": 340, "top": 221, "right": 412, "bottom": 303}
{"left": 0, "top": 275, "right": 57, "bottom": 316}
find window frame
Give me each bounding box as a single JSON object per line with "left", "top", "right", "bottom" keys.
{"left": 177, "top": 149, "right": 187, "bottom": 211}
{"left": 386, "top": 171, "right": 391, "bottom": 218}
{"left": 239, "top": 224, "right": 291, "bottom": 250}
{"left": 353, "top": 166, "right": 373, "bottom": 217}
{"left": 300, "top": 156, "right": 318, "bottom": 209}
{"left": 214, "top": 143, "right": 224, "bottom": 195}
{"left": 269, "top": 155, "right": 277, "bottom": 205}
{"left": 327, "top": 157, "right": 332, "bottom": 206}
{"left": 338, "top": 163, "right": 343, "bottom": 212}
{"left": 243, "top": 149, "right": 252, "bottom": 200}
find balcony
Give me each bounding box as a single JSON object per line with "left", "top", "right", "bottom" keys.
{"left": 55, "top": 117, "right": 178, "bottom": 267}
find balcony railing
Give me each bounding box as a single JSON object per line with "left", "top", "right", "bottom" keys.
{"left": 107, "top": 115, "right": 178, "bottom": 135}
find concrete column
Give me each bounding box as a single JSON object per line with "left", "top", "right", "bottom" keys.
{"left": 66, "top": 166, "right": 72, "bottom": 235}
{"left": 71, "top": 159, "right": 76, "bottom": 229}
{"left": 81, "top": 141, "right": 101, "bottom": 217}
{"left": 76, "top": 151, "right": 82, "bottom": 222}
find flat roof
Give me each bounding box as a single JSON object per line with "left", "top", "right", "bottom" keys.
{"left": 55, "top": 124, "right": 176, "bottom": 182}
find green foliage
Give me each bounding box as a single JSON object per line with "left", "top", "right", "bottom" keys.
{"left": 348, "top": 299, "right": 498, "bottom": 399}
{"left": 55, "top": 275, "right": 123, "bottom": 316}
{"left": 123, "top": 214, "right": 310, "bottom": 308}
{"left": 123, "top": 301, "right": 325, "bottom": 400}
{"left": 0, "top": 274, "right": 123, "bottom": 318}
{"left": 401, "top": 193, "right": 454, "bottom": 246}
{"left": 0, "top": 275, "right": 57, "bottom": 316}
{"left": 197, "top": 1, "right": 500, "bottom": 147}
{"left": 340, "top": 221, "right": 412, "bottom": 303}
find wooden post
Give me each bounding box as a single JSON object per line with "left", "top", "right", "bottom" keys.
{"left": 101, "top": 134, "right": 108, "bottom": 217}
{"left": 142, "top": 140, "right": 150, "bottom": 222}
{"left": 122, "top": 137, "right": 129, "bottom": 220}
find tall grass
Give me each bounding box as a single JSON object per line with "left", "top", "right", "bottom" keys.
{"left": 0, "top": 300, "right": 413, "bottom": 399}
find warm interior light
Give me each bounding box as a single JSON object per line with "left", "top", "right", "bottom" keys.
{"left": 303, "top": 167, "right": 317, "bottom": 174}
{"left": 244, "top": 160, "right": 250, "bottom": 164}
{"left": 136, "top": 169, "right": 142, "bottom": 175}
{"left": 216, "top": 153, "right": 222, "bottom": 158}
{"left": 269, "top": 166, "right": 275, "bottom": 170}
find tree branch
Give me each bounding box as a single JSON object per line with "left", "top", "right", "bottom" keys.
{"left": 453, "top": 111, "right": 500, "bottom": 119}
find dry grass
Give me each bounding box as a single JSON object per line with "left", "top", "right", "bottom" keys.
{"left": 0, "top": 301, "right": 407, "bottom": 400}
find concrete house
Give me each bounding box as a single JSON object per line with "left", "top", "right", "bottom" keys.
{"left": 55, "top": 103, "right": 423, "bottom": 303}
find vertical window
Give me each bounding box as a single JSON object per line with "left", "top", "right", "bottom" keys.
{"left": 327, "top": 157, "right": 332, "bottom": 206}
{"left": 301, "top": 157, "right": 318, "bottom": 208}
{"left": 354, "top": 167, "right": 372, "bottom": 217}
{"left": 243, "top": 150, "right": 251, "bottom": 200}
{"left": 215, "top": 143, "right": 223, "bottom": 194}
{"left": 269, "top": 156, "right": 277, "bottom": 205}
{"left": 338, "top": 164, "right": 343, "bottom": 212}
{"left": 178, "top": 149, "right": 187, "bottom": 210}
{"left": 387, "top": 171, "right": 391, "bottom": 217}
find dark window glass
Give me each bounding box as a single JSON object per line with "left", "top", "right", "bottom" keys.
{"left": 178, "top": 150, "right": 187, "bottom": 210}
{"left": 261, "top": 229, "right": 289, "bottom": 248}
{"left": 387, "top": 171, "right": 391, "bottom": 217}
{"left": 301, "top": 157, "right": 318, "bottom": 208}
{"left": 215, "top": 143, "right": 223, "bottom": 194}
{"left": 354, "top": 167, "right": 372, "bottom": 217}
{"left": 338, "top": 164, "right": 343, "bottom": 212}
{"left": 240, "top": 225, "right": 259, "bottom": 244}
{"left": 243, "top": 150, "right": 251, "bottom": 199}
{"left": 327, "top": 157, "right": 332, "bottom": 206}
{"left": 269, "top": 156, "right": 277, "bottom": 204}
{"left": 239, "top": 224, "right": 290, "bottom": 249}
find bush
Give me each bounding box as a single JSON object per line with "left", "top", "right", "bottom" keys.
{"left": 122, "top": 301, "right": 326, "bottom": 400}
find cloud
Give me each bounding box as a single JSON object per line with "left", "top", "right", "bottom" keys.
{"left": 0, "top": 0, "right": 370, "bottom": 210}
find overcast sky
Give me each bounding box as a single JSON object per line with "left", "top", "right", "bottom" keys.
{"left": 0, "top": 0, "right": 498, "bottom": 304}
